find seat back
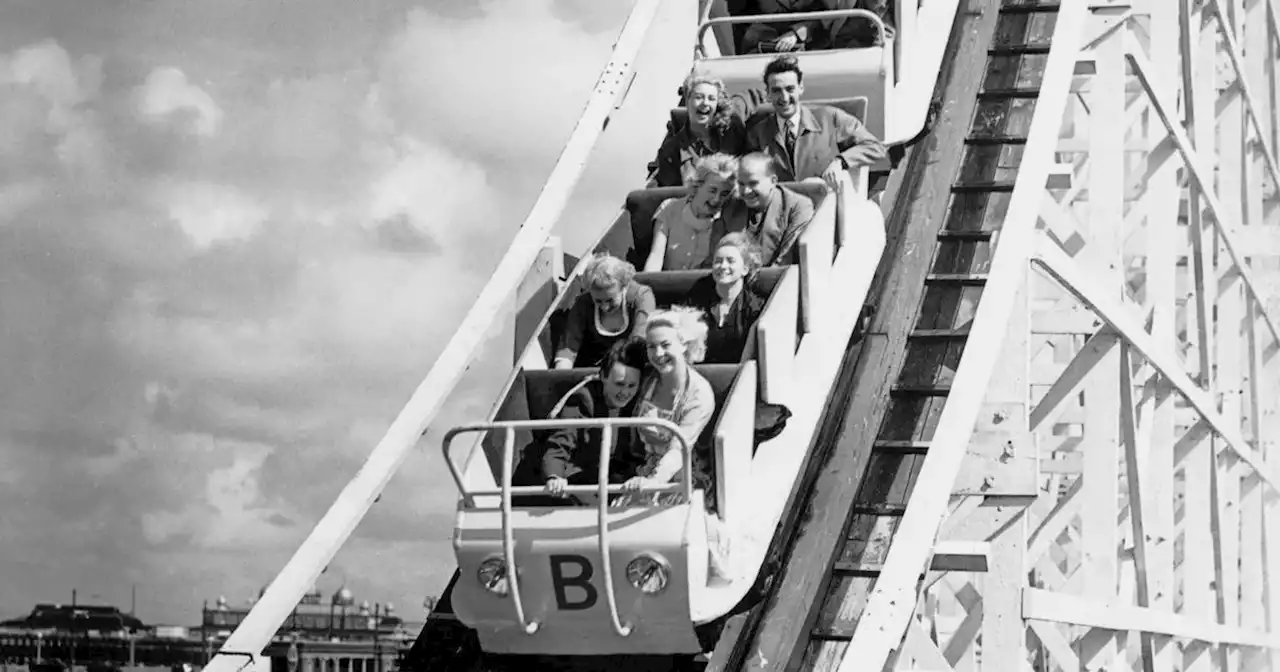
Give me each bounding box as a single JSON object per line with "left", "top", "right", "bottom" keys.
{"left": 625, "top": 187, "right": 688, "bottom": 266}
{"left": 745, "top": 97, "right": 868, "bottom": 126}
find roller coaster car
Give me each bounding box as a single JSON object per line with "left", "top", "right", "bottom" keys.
{"left": 439, "top": 16, "right": 889, "bottom": 658}
{"left": 443, "top": 363, "right": 757, "bottom": 656}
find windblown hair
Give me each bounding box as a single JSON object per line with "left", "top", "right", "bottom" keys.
{"left": 582, "top": 252, "right": 635, "bottom": 292}
{"left": 681, "top": 70, "right": 738, "bottom": 135}
{"left": 600, "top": 336, "right": 649, "bottom": 378}
{"left": 685, "top": 153, "right": 740, "bottom": 197}
{"left": 646, "top": 306, "right": 710, "bottom": 364}
{"left": 714, "top": 231, "right": 764, "bottom": 273}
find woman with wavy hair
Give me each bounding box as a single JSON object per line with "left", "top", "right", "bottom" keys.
{"left": 554, "top": 253, "right": 656, "bottom": 370}
{"left": 648, "top": 71, "right": 766, "bottom": 187}
{"left": 619, "top": 306, "right": 736, "bottom": 583}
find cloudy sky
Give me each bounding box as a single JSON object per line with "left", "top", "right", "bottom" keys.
{"left": 0, "top": 0, "right": 687, "bottom": 624}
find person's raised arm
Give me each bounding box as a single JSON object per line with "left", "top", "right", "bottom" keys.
{"left": 833, "top": 106, "right": 888, "bottom": 167}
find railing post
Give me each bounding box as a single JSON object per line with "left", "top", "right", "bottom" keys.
{"left": 498, "top": 427, "right": 537, "bottom": 635}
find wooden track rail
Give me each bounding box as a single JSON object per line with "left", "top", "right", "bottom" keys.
{"left": 791, "top": 2, "right": 1066, "bottom": 670}
{"left": 706, "top": 1, "right": 1005, "bottom": 669}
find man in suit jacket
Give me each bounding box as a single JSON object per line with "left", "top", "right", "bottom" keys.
{"left": 716, "top": 153, "right": 816, "bottom": 266}
{"left": 745, "top": 54, "right": 887, "bottom": 187}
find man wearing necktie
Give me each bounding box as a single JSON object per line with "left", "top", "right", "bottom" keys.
{"left": 744, "top": 54, "right": 887, "bottom": 189}
{"left": 714, "top": 153, "right": 816, "bottom": 267}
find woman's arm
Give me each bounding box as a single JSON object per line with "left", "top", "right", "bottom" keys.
{"left": 553, "top": 297, "right": 588, "bottom": 369}
{"left": 629, "top": 284, "right": 657, "bottom": 339}
{"left": 644, "top": 204, "right": 672, "bottom": 272}
{"left": 649, "top": 380, "right": 716, "bottom": 484}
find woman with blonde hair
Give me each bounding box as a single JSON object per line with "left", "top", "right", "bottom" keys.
{"left": 648, "top": 70, "right": 768, "bottom": 187}
{"left": 644, "top": 153, "right": 739, "bottom": 272}
{"left": 620, "top": 306, "right": 736, "bottom": 583}
{"left": 554, "top": 253, "right": 656, "bottom": 370}
{"left": 622, "top": 306, "right": 715, "bottom": 490}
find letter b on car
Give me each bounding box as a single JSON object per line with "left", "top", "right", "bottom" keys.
{"left": 549, "top": 554, "right": 598, "bottom": 611}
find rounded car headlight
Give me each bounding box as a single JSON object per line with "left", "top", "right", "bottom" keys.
{"left": 626, "top": 553, "right": 671, "bottom": 595}
{"left": 477, "top": 557, "right": 510, "bottom": 596}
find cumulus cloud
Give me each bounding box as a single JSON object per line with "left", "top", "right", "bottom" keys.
{"left": 0, "top": 0, "right": 646, "bottom": 624}
{"left": 158, "top": 181, "right": 269, "bottom": 249}
{"left": 0, "top": 40, "right": 111, "bottom": 185}
{"left": 374, "top": 0, "right": 617, "bottom": 172}
{"left": 135, "top": 66, "right": 224, "bottom": 137}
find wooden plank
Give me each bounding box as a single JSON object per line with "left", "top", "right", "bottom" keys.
{"left": 1079, "top": 19, "right": 1126, "bottom": 668}
{"left": 1121, "top": 343, "right": 1158, "bottom": 672}
{"left": 1216, "top": 6, "right": 1247, "bottom": 666}
{"left": 1023, "top": 588, "right": 1279, "bottom": 648}
{"left": 1182, "top": 10, "right": 1226, "bottom": 670}
{"left": 1141, "top": 4, "right": 1181, "bottom": 668}
{"left": 838, "top": 3, "right": 1094, "bottom": 669}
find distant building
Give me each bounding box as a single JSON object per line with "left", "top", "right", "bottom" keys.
{"left": 200, "top": 586, "right": 411, "bottom": 672}
{"left": 0, "top": 586, "right": 422, "bottom": 672}
{"left": 0, "top": 604, "right": 147, "bottom": 635}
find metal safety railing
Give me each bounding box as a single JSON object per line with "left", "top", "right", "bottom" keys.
{"left": 695, "top": 9, "right": 890, "bottom": 59}
{"left": 441, "top": 417, "right": 695, "bottom": 637}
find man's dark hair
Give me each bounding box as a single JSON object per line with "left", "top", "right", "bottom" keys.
{"left": 599, "top": 336, "right": 648, "bottom": 377}
{"left": 763, "top": 54, "right": 804, "bottom": 85}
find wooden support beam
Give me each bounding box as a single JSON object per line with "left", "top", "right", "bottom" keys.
{"left": 1128, "top": 35, "right": 1280, "bottom": 350}
{"left": 1121, "top": 342, "right": 1158, "bottom": 672}
{"left": 1036, "top": 240, "right": 1280, "bottom": 489}
{"left": 1023, "top": 588, "right": 1280, "bottom": 648}
{"left": 1081, "top": 20, "right": 1126, "bottom": 668}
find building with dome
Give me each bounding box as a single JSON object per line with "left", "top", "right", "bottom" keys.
{"left": 199, "top": 586, "right": 411, "bottom": 672}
